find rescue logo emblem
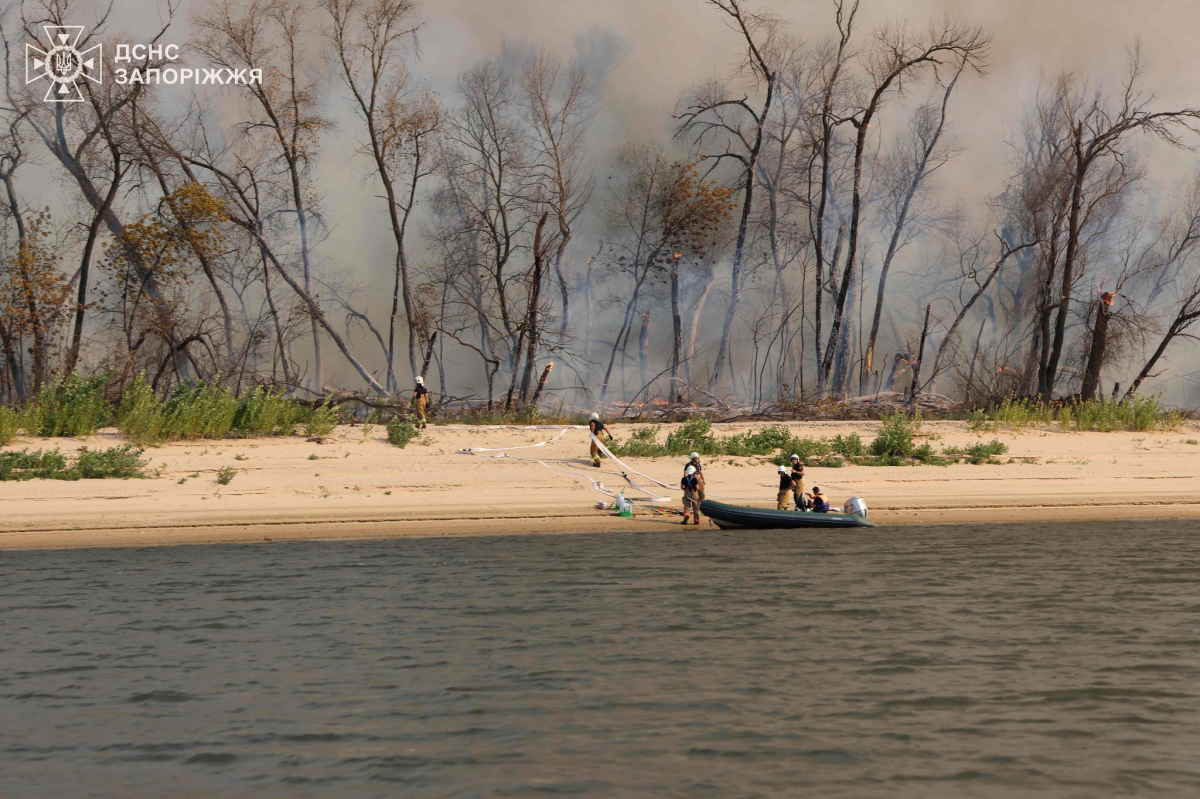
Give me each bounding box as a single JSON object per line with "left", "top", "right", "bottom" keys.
{"left": 26, "top": 25, "right": 102, "bottom": 103}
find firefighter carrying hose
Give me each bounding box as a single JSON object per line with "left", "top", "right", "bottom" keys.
{"left": 588, "top": 412, "right": 611, "bottom": 468}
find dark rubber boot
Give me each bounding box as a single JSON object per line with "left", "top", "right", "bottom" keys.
{"left": 680, "top": 518, "right": 689, "bottom": 525}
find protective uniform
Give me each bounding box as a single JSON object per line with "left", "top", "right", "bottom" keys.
{"left": 776, "top": 468, "right": 794, "bottom": 510}
{"left": 412, "top": 379, "right": 428, "bottom": 429}
{"left": 790, "top": 461, "right": 805, "bottom": 509}
{"left": 681, "top": 468, "right": 701, "bottom": 524}
{"left": 588, "top": 415, "right": 608, "bottom": 467}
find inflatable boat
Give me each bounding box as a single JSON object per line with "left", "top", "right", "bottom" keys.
{"left": 700, "top": 498, "right": 876, "bottom": 530}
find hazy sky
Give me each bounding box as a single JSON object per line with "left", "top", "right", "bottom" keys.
{"left": 296, "top": 0, "right": 1200, "bottom": 279}
{"left": 85, "top": 0, "right": 1200, "bottom": 259}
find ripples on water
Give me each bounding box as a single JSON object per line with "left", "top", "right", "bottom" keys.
{"left": 3, "top": 521, "right": 1200, "bottom": 797}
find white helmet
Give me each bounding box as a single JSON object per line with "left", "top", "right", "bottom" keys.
{"left": 689, "top": 452, "right": 700, "bottom": 460}
{"left": 777, "top": 465, "right": 787, "bottom": 473}
{"left": 415, "top": 375, "right": 424, "bottom": 385}
{"left": 790, "top": 453, "right": 800, "bottom": 461}
{"left": 685, "top": 465, "right": 696, "bottom": 475}
{"left": 590, "top": 412, "right": 599, "bottom": 420}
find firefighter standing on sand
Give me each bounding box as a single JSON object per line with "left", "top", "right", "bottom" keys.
{"left": 588, "top": 413, "right": 611, "bottom": 468}
{"left": 412, "top": 376, "right": 428, "bottom": 429}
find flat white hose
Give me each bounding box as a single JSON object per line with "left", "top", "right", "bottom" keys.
{"left": 588, "top": 433, "right": 769, "bottom": 503}
{"left": 588, "top": 433, "right": 677, "bottom": 491}
{"left": 456, "top": 427, "right": 775, "bottom": 507}
{"left": 458, "top": 429, "right": 670, "bottom": 503}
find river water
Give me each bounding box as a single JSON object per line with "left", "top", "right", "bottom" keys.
{"left": 3, "top": 521, "right": 1200, "bottom": 797}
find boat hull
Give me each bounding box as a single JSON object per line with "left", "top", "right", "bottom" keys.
{"left": 700, "top": 499, "right": 877, "bottom": 529}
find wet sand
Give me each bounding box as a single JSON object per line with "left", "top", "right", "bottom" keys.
{"left": 2, "top": 421, "right": 1199, "bottom": 549}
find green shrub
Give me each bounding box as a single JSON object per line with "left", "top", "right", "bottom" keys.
{"left": 76, "top": 445, "right": 148, "bottom": 479}
{"left": 789, "top": 436, "right": 833, "bottom": 461}
{"left": 0, "top": 448, "right": 67, "bottom": 480}
{"left": 910, "top": 442, "right": 943, "bottom": 464}
{"left": 301, "top": 400, "right": 340, "bottom": 437}
{"left": 943, "top": 439, "right": 1008, "bottom": 464}
{"left": 714, "top": 425, "right": 786, "bottom": 457}
{"left": 0, "top": 406, "right": 20, "bottom": 445}
{"left": 610, "top": 426, "right": 667, "bottom": 457}
{"left": 970, "top": 395, "right": 1181, "bottom": 434}
{"left": 1127, "top": 394, "right": 1183, "bottom": 430}
{"left": 614, "top": 421, "right": 829, "bottom": 461}
{"left": 627, "top": 426, "right": 661, "bottom": 444}
{"left": 830, "top": 432, "right": 864, "bottom": 457}
{"left": 233, "top": 387, "right": 304, "bottom": 436}
{"left": 870, "top": 409, "right": 922, "bottom": 458}
{"left": 664, "top": 419, "right": 717, "bottom": 456}
{"left": 23, "top": 374, "right": 111, "bottom": 437}
{"left": 216, "top": 465, "right": 236, "bottom": 485}
{"left": 994, "top": 398, "right": 1054, "bottom": 429}
{"left": 605, "top": 416, "right": 1008, "bottom": 469}
{"left": 117, "top": 374, "right": 166, "bottom": 443}
{"left": 386, "top": 417, "right": 419, "bottom": 448}
{"left": 121, "top": 375, "right": 314, "bottom": 442}
{"left": 854, "top": 454, "right": 905, "bottom": 467}
{"left": 1057, "top": 403, "right": 1073, "bottom": 433}
{"left": 741, "top": 426, "right": 793, "bottom": 453}
{"left": 0, "top": 445, "right": 146, "bottom": 481}
{"left": 968, "top": 398, "right": 1053, "bottom": 431}
{"left": 514, "top": 404, "right": 544, "bottom": 424}
{"left": 119, "top": 379, "right": 244, "bottom": 442}
{"left": 164, "top": 381, "right": 240, "bottom": 439}
{"left": 965, "top": 408, "right": 991, "bottom": 433}
{"left": 1066, "top": 394, "right": 1183, "bottom": 432}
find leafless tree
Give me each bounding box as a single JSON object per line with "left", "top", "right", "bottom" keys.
{"left": 1034, "top": 46, "right": 1200, "bottom": 397}
{"left": 820, "top": 17, "right": 990, "bottom": 395}
{"left": 914, "top": 230, "right": 1035, "bottom": 396}
{"left": 520, "top": 44, "right": 604, "bottom": 346}
{"left": 805, "top": 0, "right": 858, "bottom": 398}
{"left": 860, "top": 57, "right": 965, "bottom": 394}
{"left": 197, "top": 0, "right": 332, "bottom": 388}
{"left": 676, "top": 0, "right": 779, "bottom": 392}
{"left": 324, "top": 0, "right": 435, "bottom": 392}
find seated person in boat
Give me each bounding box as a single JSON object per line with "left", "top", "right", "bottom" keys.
{"left": 686, "top": 452, "right": 705, "bottom": 501}
{"left": 680, "top": 465, "right": 702, "bottom": 526}
{"left": 807, "top": 486, "right": 831, "bottom": 513}
{"left": 776, "top": 466, "right": 795, "bottom": 510}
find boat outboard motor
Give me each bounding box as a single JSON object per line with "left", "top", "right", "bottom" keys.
{"left": 843, "top": 496, "right": 869, "bottom": 519}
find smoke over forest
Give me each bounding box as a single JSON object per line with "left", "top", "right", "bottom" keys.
{"left": 4, "top": 0, "right": 1200, "bottom": 412}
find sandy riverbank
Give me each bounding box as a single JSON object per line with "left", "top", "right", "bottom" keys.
{"left": 2, "top": 420, "right": 1200, "bottom": 549}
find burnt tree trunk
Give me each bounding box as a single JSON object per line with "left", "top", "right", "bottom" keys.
{"left": 518, "top": 213, "right": 549, "bottom": 406}
{"left": 530, "top": 362, "right": 554, "bottom": 407}
{"left": 909, "top": 305, "right": 933, "bottom": 403}
{"left": 638, "top": 310, "right": 652, "bottom": 397}
{"left": 669, "top": 254, "right": 683, "bottom": 392}
{"left": 1079, "top": 298, "right": 1112, "bottom": 401}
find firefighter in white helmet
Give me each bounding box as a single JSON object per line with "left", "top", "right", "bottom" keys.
{"left": 412, "top": 376, "right": 428, "bottom": 429}
{"left": 588, "top": 412, "right": 610, "bottom": 468}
